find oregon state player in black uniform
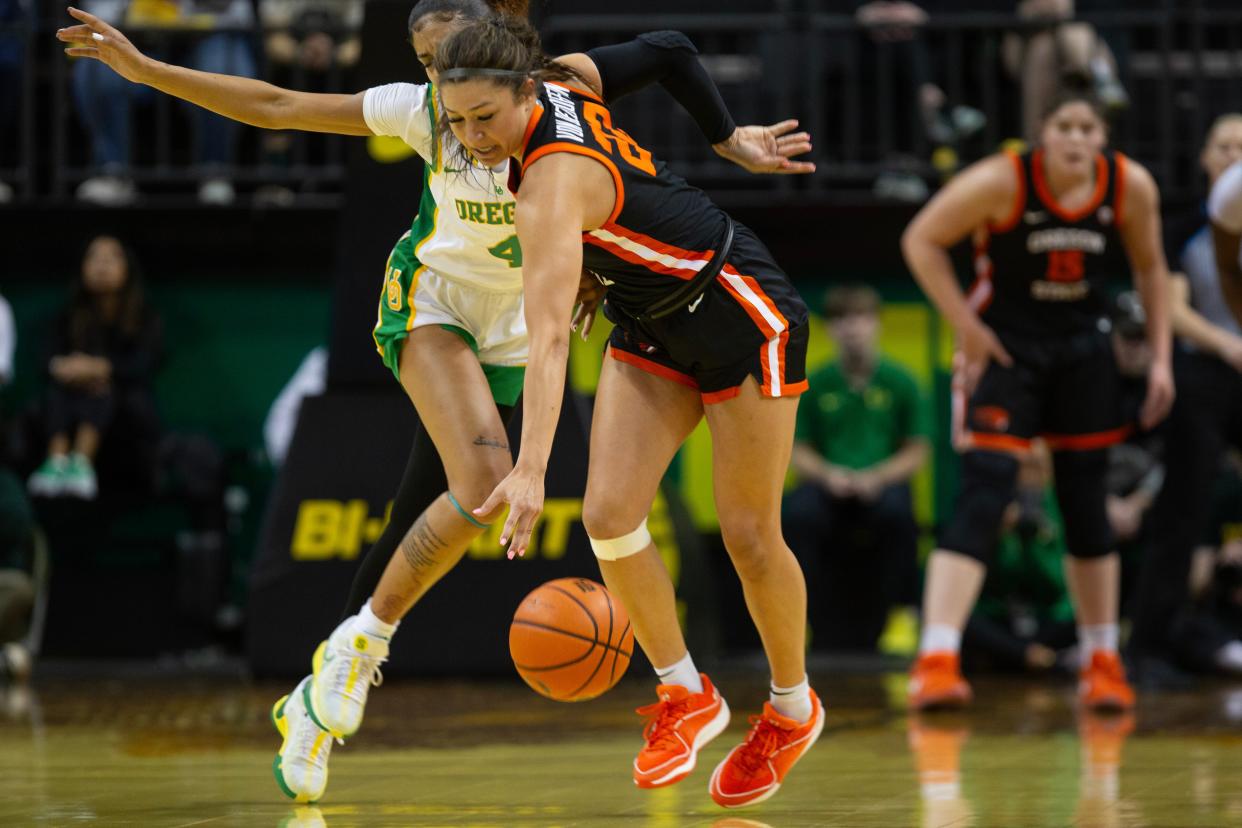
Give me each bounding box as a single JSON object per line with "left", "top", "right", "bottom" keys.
{"left": 434, "top": 15, "right": 821, "bottom": 809}
{"left": 901, "top": 90, "right": 1174, "bottom": 712}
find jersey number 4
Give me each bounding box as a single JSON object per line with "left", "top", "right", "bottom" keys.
{"left": 583, "top": 103, "right": 656, "bottom": 176}
{"left": 488, "top": 234, "right": 523, "bottom": 268}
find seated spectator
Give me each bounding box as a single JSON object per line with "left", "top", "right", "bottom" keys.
{"left": 27, "top": 235, "right": 163, "bottom": 500}
{"left": 72, "top": 0, "right": 259, "bottom": 206}
{"left": 854, "top": 1, "right": 985, "bottom": 200}
{"left": 961, "top": 441, "right": 1076, "bottom": 674}
{"left": 1002, "top": 0, "right": 1127, "bottom": 142}
{"left": 256, "top": 0, "right": 362, "bottom": 204}
{"left": 1170, "top": 453, "right": 1242, "bottom": 676}
{"left": 785, "top": 284, "right": 930, "bottom": 651}
{"left": 1133, "top": 116, "right": 1242, "bottom": 683}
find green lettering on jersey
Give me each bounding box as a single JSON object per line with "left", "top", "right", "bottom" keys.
{"left": 485, "top": 202, "right": 503, "bottom": 225}
{"left": 488, "top": 234, "right": 523, "bottom": 268}
{"left": 454, "top": 199, "right": 469, "bottom": 220}
{"left": 503, "top": 202, "right": 516, "bottom": 225}
{"left": 467, "top": 202, "right": 485, "bottom": 223}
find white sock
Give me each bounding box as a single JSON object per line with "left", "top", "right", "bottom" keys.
{"left": 919, "top": 623, "right": 961, "bottom": 655}
{"left": 770, "top": 675, "right": 813, "bottom": 723}
{"left": 654, "top": 652, "right": 703, "bottom": 693}
{"left": 357, "top": 599, "right": 398, "bottom": 640}
{"left": 1078, "top": 623, "right": 1118, "bottom": 662}
{"left": 1216, "top": 641, "right": 1242, "bottom": 673}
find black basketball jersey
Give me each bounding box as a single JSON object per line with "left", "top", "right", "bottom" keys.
{"left": 509, "top": 81, "right": 734, "bottom": 312}
{"left": 970, "top": 149, "right": 1130, "bottom": 336}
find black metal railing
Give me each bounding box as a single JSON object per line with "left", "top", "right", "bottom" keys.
{"left": 5, "top": 5, "right": 1242, "bottom": 209}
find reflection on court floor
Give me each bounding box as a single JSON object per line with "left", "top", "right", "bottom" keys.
{"left": 2, "top": 671, "right": 1241, "bottom": 827}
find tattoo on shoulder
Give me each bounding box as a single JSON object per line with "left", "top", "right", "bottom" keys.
{"left": 474, "top": 436, "right": 510, "bottom": 450}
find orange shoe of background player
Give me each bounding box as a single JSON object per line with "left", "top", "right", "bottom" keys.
{"left": 908, "top": 652, "right": 973, "bottom": 711}
{"left": 1078, "top": 651, "right": 1135, "bottom": 711}
{"left": 708, "top": 691, "right": 824, "bottom": 809}
{"left": 633, "top": 674, "right": 730, "bottom": 789}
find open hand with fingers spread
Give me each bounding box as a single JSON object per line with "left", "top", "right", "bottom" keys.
{"left": 474, "top": 464, "right": 545, "bottom": 560}
{"left": 57, "top": 6, "right": 154, "bottom": 83}
{"left": 713, "top": 120, "right": 816, "bottom": 175}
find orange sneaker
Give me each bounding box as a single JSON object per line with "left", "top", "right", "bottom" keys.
{"left": 1078, "top": 651, "right": 1135, "bottom": 711}
{"left": 908, "top": 652, "right": 972, "bottom": 711}
{"left": 708, "top": 690, "right": 824, "bottom": 808}
{"left": 633, "top": 674, "right": 730, "bottom": 788}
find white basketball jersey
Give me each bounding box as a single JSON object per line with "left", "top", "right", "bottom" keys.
{"left": 363, "top": 82, "right": 523, "bottom": 291}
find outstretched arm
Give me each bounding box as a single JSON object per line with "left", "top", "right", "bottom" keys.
{"left": 57, "top": 6, "right": 371, "bottom": 135}
{"left": 559, "top": 32, "right": 814, "bottom": 175}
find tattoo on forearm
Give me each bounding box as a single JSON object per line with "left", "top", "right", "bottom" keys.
{"left": 400, "top": 512, "right": 448, "bottom": 575}
{"left": 474, "top": 435, "right": 510, "bottom": 450}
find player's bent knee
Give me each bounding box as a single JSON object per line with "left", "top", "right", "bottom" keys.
{"left": 719, "top": 517, "right": 783, "bottom": 580}
{"left": 588, "top": 518, "right": 652, "bottom": 561}
{"left": 938, "top": 451, "right": 1020, "bottom": 566}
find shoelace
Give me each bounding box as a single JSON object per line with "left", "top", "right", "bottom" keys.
{"left": 327, "top": 646, "right": 387, "bottom": 704}
{"left": 295, "top": 705, "right": 332, "bottom": 770}
{"left": 636, "top": 696, "right": 693, "bottom": 752}
{"left": 731, "top": 715, "right": 787, "bottom": 778}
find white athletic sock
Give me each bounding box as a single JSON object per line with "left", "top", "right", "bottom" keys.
{"left": 919, "top": 623, "right": 962, "bottom": 655}
{"left": 770, "top": 675, "right": 813, "bottom": 723}
{"left": 1216, "top": 640, "right": 1242, "bottom": 673}
{"left": 357, "top": 599, "right": 398, "bottom": 640}
{"left": 654, "top": 652, "right": 703, "bottom": 694}
{"left": 1078, "top": 623, "right": 1119, "bottom": 662}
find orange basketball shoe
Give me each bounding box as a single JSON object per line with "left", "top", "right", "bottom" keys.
{"left": 1078, "top": 651, "right": 1135, "bottom": 711}
{"left": 633, "top": 674, "right": 730, "bottom": 788}
{"left": 708, "top": 691, "right": 825, "bottom": 809}
{"left": 908, "top": 652, "right": 973, "bottom": 711}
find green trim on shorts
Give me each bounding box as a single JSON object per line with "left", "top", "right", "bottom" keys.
{"left": 440, "top": 324, "right": 525, "bottom": 407}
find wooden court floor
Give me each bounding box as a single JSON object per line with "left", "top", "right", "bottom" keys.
{"left": 2, "top": 668, "right": 1241, "bottom": 827}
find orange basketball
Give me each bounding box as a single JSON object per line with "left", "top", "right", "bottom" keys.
{"left": 509, "top": 577, "right": 633, "bottom": 701}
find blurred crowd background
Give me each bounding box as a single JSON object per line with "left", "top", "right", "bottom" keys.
{"left": 2, "top": 0, "right": 1242, "bottom": 693}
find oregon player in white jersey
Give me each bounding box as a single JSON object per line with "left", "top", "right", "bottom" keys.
{"left": 366, "top": 80, "right": 527, "bottom": 407}
{"left": 59, "top": 0, "right": 816, "bottom": 803}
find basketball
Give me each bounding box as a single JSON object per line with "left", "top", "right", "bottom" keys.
{"left": 509, "top": 578, "right": 633, "bottom": 701}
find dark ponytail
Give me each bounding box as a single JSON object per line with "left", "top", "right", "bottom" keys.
{"left": 408, "top": 0, "right": 529, "bottom": 36}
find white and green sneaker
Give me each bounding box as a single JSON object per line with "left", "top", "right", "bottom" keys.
{"left": 61, "top": 453, "right": 97, "bottom": 500}
{"left": 310, "top": 617, "right": 389, "bottom": 739}
{"left": 272, "top": 676, "right": 334, "bottom": 803}
{"left": 27, "top": 456, "right": 68, "bottom": 498}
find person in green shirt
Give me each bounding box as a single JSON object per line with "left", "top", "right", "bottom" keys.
{"left": 786, "top": 284, "right": 930, "bottom": 650}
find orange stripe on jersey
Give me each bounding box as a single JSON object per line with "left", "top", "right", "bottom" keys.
{"left": 518, "top": 103, "right": 546, "bottom": 160}
{"left": 968, "top": 236, "right": 995, "bottom": 313}
{"left": 964, "top": 432, "right": 1033, "bottom": 454}
{"left": 546, "top": 80, "right": 604, "bottom": 104}
{"left": 584, "top": 233, "right": 697, "bottom": 280}
{"left": 1043, "top": 425, "right": 1132, "bottom": 451}
{"left": 601, "top": 222, "right": 714, "bottom": 264}
{"left": 1032, "top": 149, "right": 1109, "bottom": 223}
{"left": 524, "top": 143, "right": 626, "bottom": 225}
{"left": 988, "top": 150, "right": 1026, "bottom": 233}
{"left": 608, "top": 345, "right": 698, "bottom": 389}
{"left": 1113, "top": 151, "right": 1128, "bottom": 226}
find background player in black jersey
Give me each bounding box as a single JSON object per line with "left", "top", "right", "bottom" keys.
{"left": 435, "top": 16, "right": 821, "bottom": 809}
{"left": 901, "top": 90, "right": 1174, "bottom": 712}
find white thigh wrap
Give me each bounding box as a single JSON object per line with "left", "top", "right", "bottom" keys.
{"left": 589, "top": 518, "right": 652, "bottom": 561}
